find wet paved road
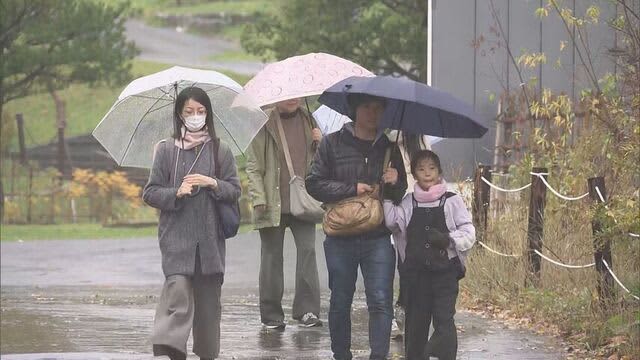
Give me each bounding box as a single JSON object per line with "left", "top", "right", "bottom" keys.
{"left": 1, "top": 231, "right": 565, "bottom": 359}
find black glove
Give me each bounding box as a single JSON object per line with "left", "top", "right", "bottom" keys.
{"left": 427, "top": 228, "right": 451, "bottom": 250}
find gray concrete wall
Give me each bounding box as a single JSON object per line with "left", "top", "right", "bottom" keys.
{"left": 430, "top": 0, "right": 622, "bottom": 179}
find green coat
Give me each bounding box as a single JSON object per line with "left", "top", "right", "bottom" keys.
{"left": 245, "top": 107, "right": 317, "bottom": 229}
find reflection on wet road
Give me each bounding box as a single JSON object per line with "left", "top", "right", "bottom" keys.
{"left": 1, "top": 232, "right": 565, "bottom": 359}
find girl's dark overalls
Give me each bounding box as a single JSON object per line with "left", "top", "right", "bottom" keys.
{"left": 400, "top": 192, "right": 460, "bottom": 360}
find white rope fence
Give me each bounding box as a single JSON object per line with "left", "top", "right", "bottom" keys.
{"left": 478, "top": 172, "right": 595, "bottom": 201}
{"left": 533, "top": 249, "right": 595, "bottom": 268}
{"left": 595, "top": 185, "right": 606, "bottom": 203}
{"left": 531, "top": 173, "right": 590, "bottom": 201}
{"left": 477, "top": 240, "right": 522, "bottom": 257}
{"left": 480, "top": 176, "right": 531, "bottom": 193}
{"left": 475, "top": 171, "right": 638, "bottom": 301}
{"left": 478, "top": 245, "right": 639, "bottom": 300}
{"left": 602, "top": 259, "right": 640, "bottom": 301}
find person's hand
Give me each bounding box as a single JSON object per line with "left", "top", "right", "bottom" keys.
{"left": 357, "top": 183, "right": 374, "bottom": 195}
{"left": 312, "top": 128, "right": 322, "bottom": 142}
{"left": 184, "top": 174, "right": 217, "bottom": 189}
{"left": 254, "top": 204, "right": 266, "bottom": 219}
{"left": 382, "top": 167, "right": 398, "bottom": 185}
{"left": 176, "top": 182, "right": 193, "bottom": 198}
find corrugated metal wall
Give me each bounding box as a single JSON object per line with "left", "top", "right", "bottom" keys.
{"left": 430, "top": 0, "right": 625, "bottom": 178}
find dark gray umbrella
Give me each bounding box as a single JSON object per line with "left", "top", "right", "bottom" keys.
{"left": 318, "top": 75, "right": 489, "bottom": 138}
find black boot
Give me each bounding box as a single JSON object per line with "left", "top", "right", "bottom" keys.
{"left": 153, "top": 344, "right": 186, "bottom": 360}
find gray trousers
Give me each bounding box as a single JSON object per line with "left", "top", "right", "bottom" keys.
{"left": 152, "top": 252, "right": 223, "bottom": 358}
{"left": 259, "top": 214, "right": 320, "bottom": 323}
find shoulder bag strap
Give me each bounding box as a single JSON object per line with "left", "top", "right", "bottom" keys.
{"left": 213, "top": 138, "right": 220, "bottom": 177}
{"left": 275, "top": 116, "right": 296, "bottom": 178}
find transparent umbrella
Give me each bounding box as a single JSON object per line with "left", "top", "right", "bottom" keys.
{"left": 93, "top": 66, "right": 267, "bottom": 168}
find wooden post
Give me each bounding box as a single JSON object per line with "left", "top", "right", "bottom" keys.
{"left": 15, "top": 113, "right": 27, "bottom": 165}
{"left": 588, "top": 177, "right": 615, "bottom": 306}
{"left": 10, "top": 157, "right": 15, "bottom": 194}
{"left": 57, "top": 127, "right": 67, "bottom": 179}
{"left": 27, "top": 166, "right": 33, "bottom": 224}
{"left": 49, "top": 177, "right": 56, "bottom": 224}
{"left": 473, "top": 165, "right": 492, "bottom": 242}
{"left": 526, "top": 167, "right": 547, "bottom": 286}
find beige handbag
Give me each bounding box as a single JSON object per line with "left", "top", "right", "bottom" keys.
{"left": 275, "top": 116, "right": 325, "bottom": 223}
{"left": 322, "top": 148, "right": 391, "bottom": 236}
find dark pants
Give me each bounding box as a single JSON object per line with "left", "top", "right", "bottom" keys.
{"left": 324, "top": 235, "right": 396, "bottom": 360}
{"left": 403, "top": 262, "right": 459, "bottom": 360}
{"left": 259, "top": 214, "right": 320, "bottom": 323}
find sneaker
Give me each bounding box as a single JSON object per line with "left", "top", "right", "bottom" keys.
{"left": 262, "top": 320, "right": 286, "bottom": 330}
{"left": 391, "top": 318, "right": 403, "bottom": 341}
{"left": 299, "top": 312, "right": 323, "bottom": 327}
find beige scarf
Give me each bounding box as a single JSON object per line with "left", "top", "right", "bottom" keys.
{"left": 175, "top": 127, "right": 211, "bottom": 150}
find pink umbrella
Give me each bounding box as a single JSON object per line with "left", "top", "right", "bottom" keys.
{"left": 244, "top": 52, "right": 373, "bottom": 106}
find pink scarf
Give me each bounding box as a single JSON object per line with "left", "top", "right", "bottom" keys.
{"left": 413, "top": 179, "right": 447, "bottom": 203}
{"left": 175, "top": 127, "right": 211, "bottom": 150}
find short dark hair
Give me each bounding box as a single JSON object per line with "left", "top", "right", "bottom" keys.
{"left": 347, "top": 93, "right": 386, "bottom": 120}
{"left": 172, "top": 86, "right": 217, "bottom": 140}
{"left": 410, "top": 150, "right": 442, "bottom": 176}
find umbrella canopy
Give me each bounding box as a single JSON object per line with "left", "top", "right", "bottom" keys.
{"left": 312, "top": 105, "right": 351, "bottom": 135}
{"left": 313, "top": 105, "right": 444, "bottom": 147}
{"left": 318, "top": 75, "right": 489, "bottom": 138}
{"left": 243, "top": 53, "right": 373, "bottom": 107}
{"left": 93, "top": 66, "right": 267, "bottom": 168}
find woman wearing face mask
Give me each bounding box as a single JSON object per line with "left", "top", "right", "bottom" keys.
{"left": 143, "top": 86, "right": 241, "bottom": 360}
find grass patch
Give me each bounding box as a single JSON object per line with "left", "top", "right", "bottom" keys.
{"left": 0, "top": 223, "right": 157, "bottom": 241}
{"left": 132, "top": 0, "right": 279, "bottom": 17}
{"left": 0, "top": 223, "right": 254, "bottom": 241}
{"left": 460, "top": 189, "right": 640, "bottom": 358}
{"left": 2, "top": 60, "right": 251, "bottom": 149}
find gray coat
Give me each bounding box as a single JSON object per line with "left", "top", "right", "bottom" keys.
{"left": 143, "top": 139, "right": 241, "bottom": 277}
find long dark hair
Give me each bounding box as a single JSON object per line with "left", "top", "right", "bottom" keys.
{"left": 172, "top": 86, "right": 217, "bottom": 140}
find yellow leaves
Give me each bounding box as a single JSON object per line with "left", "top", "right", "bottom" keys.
{"left": 517, "top": 52, "right": 547, "bottom": 69}
{"left": 560, "top": 41, "right": 567, "bottom": 51}
{"left": 586, "top": 6, "right": 600, "bottom": 24}
{"left": 535, "top": 7, "right": 549, "bottom": 18}
{"left": 67, "top": 168, "right": 140, "bottom": 202}
{"left": 68, "top": 182, "right": 87, "bottom": 198}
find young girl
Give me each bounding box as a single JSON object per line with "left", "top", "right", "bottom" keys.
{"left": 383, "top": 150, "right": 475, "bottom": 360}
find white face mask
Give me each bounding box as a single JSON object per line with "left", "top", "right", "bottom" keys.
{"left": 183, "top": 114, "right": 206, "bottom": 132}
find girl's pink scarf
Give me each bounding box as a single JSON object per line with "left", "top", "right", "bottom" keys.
{"left": 413, "top": 179, "right": 447, "bottom": 203}
{"left": 175, "top": 127, "right": 211, "bottom": 150}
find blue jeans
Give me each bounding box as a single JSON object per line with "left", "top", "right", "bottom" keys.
{"left": 324, "top": 234, "right": 396, "bottom": 360}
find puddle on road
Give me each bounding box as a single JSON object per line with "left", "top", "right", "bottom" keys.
{"left": 1, "top": 286, "right": 563, "bottom": 359}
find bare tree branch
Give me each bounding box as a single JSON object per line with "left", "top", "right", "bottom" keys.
{"left": 488, "top": 0, "right": 534, "bottom": 118}
{"left": 549, "top": 1, "right": 601, "bottom": 93}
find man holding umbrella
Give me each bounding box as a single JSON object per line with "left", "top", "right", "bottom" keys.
{"left": 306, "top": 93, "right": 408, "bottom": 360}
{"left": 245, "top": 98, "right": 323, "bottom": 329}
